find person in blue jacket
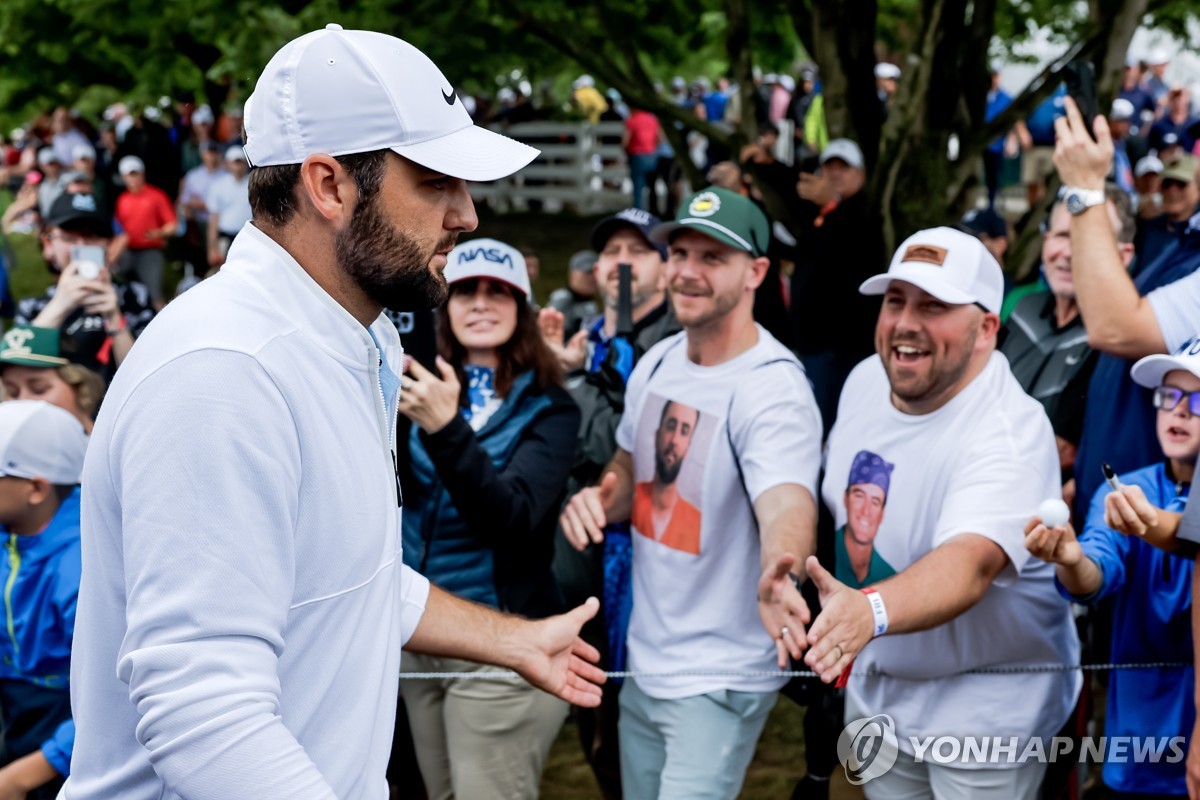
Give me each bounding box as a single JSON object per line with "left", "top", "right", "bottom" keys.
{"left": 1025, "top": 346, "right": 1200, "bottom": 797}
{"left": 397, "top": 238, "right": 580, "bottom": 800}
{"left": 0, "top": 401, "right": 89, "bottom": 799}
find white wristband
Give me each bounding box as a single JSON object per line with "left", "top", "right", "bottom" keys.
{"left": 862, "top": 588, "right": 888, "bottom": 637}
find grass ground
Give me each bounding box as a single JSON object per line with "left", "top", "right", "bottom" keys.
{"left": 542, "top": 702, "right": 864, "bottom": 799}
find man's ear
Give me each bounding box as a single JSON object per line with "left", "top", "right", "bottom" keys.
{"left": 745, "top": 255, "right": 770, "bottom": 292}
{"left": 978, "top": 310, "right": 1002, "bottom": 347}
{"left": 297, "top": 154, "right": 356, "bottom": 229}
{"left": 27, "top": 476, "right": 52, "bottom": 507}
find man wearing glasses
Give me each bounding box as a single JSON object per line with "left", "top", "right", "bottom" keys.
{"left": 15, "top": 192, "right": 155, "bottom": 381}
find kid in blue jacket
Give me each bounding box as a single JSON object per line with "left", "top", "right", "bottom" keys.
{"left": 1025, "top": 345, "right": 1200, "bottom": 797}
{"left": 0, "top": 401, "right": 88, "bottom": 799}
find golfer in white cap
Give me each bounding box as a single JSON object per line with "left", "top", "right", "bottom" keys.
{"left": 63, "top": 24, "right": 602, "bottom": 800}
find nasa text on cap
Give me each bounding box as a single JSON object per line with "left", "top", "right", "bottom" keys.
{"left": 444, "top": 238, "right": 532, "bottom": 300}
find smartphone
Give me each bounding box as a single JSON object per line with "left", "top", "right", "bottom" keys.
{"left": 1064, "top": 61, "right": 1099, "bottom": 140}
{"left": 72, "top": 245, "right": 106, "bottom": 280}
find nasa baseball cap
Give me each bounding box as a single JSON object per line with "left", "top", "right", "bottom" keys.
{"left": 859, "top": 226, "right": 1004, "bottom": 314}
{"left": 444, "top": 238, "right": 532, "bottom": 300}
{"left": 0, "top": 401, "right": 89, "bottom": 485}
{"left": 243, "top": 24, "right": 538, "bottom": 181}
{"left": 649, "top": 188, "right": 770, "bottom": 257}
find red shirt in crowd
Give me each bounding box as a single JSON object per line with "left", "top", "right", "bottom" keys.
{"left": 624, "top": 110, "right": 660, "bottom": 156}
{"left": 115, "top": 186, "right": 176, "bottom": 250}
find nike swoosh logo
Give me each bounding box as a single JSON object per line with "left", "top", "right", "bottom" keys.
{"left": 442, "top": 88, "right": 457, "bottom": 105}
{"left": 1065, "top": 353, "right": 1082, "bottom": 365}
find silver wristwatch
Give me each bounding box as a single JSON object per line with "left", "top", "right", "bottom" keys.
{"left": 1062, "top": 187, "right": 1105, "bottom": 216}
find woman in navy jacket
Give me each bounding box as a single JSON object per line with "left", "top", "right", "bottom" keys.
{"left": 398, "top": 238, "right": 580, "bottom": 800}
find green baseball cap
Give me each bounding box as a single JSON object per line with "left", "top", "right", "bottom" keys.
{"left": 649, "top": 187, "right": 770, "bottom": 257}
{"left": 0, "top": 326, "right": 70, "bottom": 368}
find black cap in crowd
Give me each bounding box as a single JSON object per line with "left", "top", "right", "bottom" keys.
{"left": 589, "top": 208, "right": 668, "bottom": 259}
{"left": 44, "top": 193, "right": 112, "bottom": 238}
{"left": 960, "top": 207, "right": 1008, "bottom": 240}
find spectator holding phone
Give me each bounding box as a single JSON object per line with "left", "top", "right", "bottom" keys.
{"left": 398, "top": 239, "right": 580, "bottom": 800}
{"left": 17, "top": 193, "right": 154, "bottom": 381}
{"left": 1052, "top": 97, "right": 1200, "bottom": 521}
{"left": 1025, "top": 340, "right": 1199, "bottom": 798}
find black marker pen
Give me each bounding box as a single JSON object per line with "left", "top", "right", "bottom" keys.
{"left": 1102, "top": 461, "right": 1124, "bottom": 492}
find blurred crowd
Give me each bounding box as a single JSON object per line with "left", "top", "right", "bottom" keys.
{"left": 0, "top": 39, "right": 1199, "bottom": 800}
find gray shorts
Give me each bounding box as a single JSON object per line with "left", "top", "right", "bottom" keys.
{"left": 122, "top": 248, "right": 165, "bottom": 302}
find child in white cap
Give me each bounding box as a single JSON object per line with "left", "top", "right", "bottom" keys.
{"left": 0, "top": 401, "right": 88, "bottom": 798}
{"left": 1025, "top": 336, "right": 1200, "bottom": 797}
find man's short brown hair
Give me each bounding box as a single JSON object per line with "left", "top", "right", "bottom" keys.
{"left": 248, "top": 150, "right": 390, "bottom": 228}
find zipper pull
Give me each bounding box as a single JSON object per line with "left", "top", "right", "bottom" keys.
{"left": 391, "top": 450, "right": 403, "bottom": 507}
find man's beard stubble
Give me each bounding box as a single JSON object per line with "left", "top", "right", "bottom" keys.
{"left": 334, "top": 191, "right": 455, "bottom": 312}
{"left": 655, "top": 451, "right": 682, "bottom": 485}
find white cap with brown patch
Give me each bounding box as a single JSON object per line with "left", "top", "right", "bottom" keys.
{"left": 858, "top": 226, "right": 1004, "bottom": 313}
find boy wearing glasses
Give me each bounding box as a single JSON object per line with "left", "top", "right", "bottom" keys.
{"left": 1024, "top": 337, "right": 1200, "bottom": 798}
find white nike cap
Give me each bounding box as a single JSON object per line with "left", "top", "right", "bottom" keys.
{"left": 0, "top": 400, "right": 89, "bottom": 485}
{"left": 243, "top": 24, "right": 539, "bottom": 181}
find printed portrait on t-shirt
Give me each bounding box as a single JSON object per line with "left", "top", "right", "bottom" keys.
{"left": 631, "top": 395, "right": 713, "bottom": 555}
{"left": 835, "top": 449, "right": 898, "bottom": 589}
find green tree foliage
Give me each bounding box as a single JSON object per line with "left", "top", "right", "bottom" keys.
{"left": 0, "top": 0, "right": 1189, "bottom": 253}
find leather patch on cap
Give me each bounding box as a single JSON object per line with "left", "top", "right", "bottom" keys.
{"left": 902, "top": 244, "right": 948, "bottom": 266}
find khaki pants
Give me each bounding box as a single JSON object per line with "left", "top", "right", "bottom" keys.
{"left": 401, "top": 653, "right": 569, "bottom": 800}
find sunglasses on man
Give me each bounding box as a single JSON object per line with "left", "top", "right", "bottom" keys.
{"left": 1153, "top": 385, "right": 1200, "bottom": 415}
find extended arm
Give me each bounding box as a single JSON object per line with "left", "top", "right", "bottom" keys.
{"left": 755, "top": 483, "right": 818, "bottom": 666}
{"left": 405, "top": 585, "right": 605, "bottom": 707}
{"left": 1053, "top": 97, "right": 1166, "bottom": 358}
{"left": 804, "top": 534, "right": 1008, "bottom": 683}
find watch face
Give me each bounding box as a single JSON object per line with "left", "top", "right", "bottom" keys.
{"left": 1066, "top": 193, "right": 1085, "bottom": 215}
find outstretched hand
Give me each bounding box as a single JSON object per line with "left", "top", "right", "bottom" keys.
{"left": 804, "top": 556, "right": 874, "bottom": 684}
{"left": 515, "top": 597, "right": 606, "bottom": 707}
{"left": 1023, "top": 516, "right": 1083, "bottom": 566}
{"left": 757, "top": 553, "right": 811, "bottom": 668}
{"left": 537, "top": 307, "right": 587, "bottom": 372}
{"left": 561, "top": 472, "right": 619, "bottom": 551}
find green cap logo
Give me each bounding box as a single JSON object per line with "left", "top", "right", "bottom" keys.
{"left": 0, "top": 326, "right": 69, "bottom": 368}
{"left": 688, "top": 191, "right": 722, "bottom": 218}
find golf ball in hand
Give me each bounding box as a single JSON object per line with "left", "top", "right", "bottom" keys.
{"left": 1037, "top": 499, "right": 1070, "bottom": 528}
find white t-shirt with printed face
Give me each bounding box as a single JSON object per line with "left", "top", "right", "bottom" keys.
{"left": 616, "top": 327, "right": 822, "bottom": 699}
{"left": 824, "top": 352, "right": 1081, "bottom": 764}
